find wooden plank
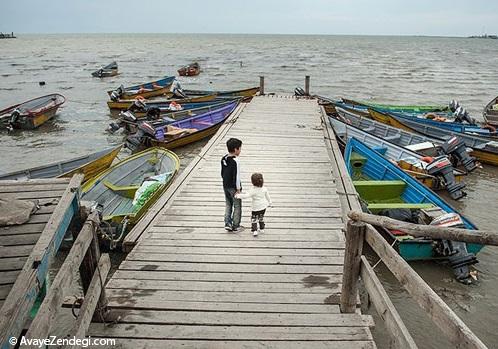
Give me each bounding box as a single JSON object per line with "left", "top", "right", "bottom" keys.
{"left": 86, "top": 339, "right": 376, "bottom": 349}
{"left": 0, "top": 175, "right": 82, "bottom": 349}
{"left": 62, "top": 254, "right": 110, "bottom": 348}
{"left": 153, "top": 220, "right": 343, "bottom": 229}
{"left": 360, "top": 256, "right": 418, "bottom": 349}
{"left": 0, "top": 245, "right": 33, "bottom": 258}
{"left": 0, "top": 223, "right": 46, "bottom": 236}
{"left": 104, "top": 309, "right": 373, "bottom": 327}
{"left": 0, "top": 257, "right": 27, "bottom": 271}
{"left": 133, "top": 245, "right": 345, "bottom": 257}
{"left": 4, "top": 190, "right": 65, "bottom": 200}
{"left": 0, "top": 183, "right": 69, "bottom": 193}
{"left": 138, "top": 239, "right": 345, "bottom": 249}
{"left": 0, "top": 178, "right": 70, "bottom": 186}
{"left": 24, "top": 212, "right": 98, "bottom": 342}
{"left": 0, "top": 271, "right": 21, "bottom": 285}
{"left": 0, "top": 233, "right": 41, "bottom": 246}
{"left": 126, "top": 253, "right": 345, "bottom": 265}
{"left": 89, "top": 324, "right": 372, "bottom": 341}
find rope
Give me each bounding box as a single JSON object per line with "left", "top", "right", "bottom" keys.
{"left": 371, "top": 239, "right": 397, "bottom": 269}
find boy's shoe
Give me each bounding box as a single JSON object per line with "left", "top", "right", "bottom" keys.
{"left": 232, "top": 226, "right": 245, "bottom": 233}
{"left": 259, "top": 229, "right": 265, "bottom": 234}
{"left": 253, "top": 230, "right": 258, "bottom": 237}
{"left": 224, "top": 225, "right": 232, "bottom": 231}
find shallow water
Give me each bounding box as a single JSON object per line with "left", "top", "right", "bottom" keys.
{"left": 1, "top": 34, "right": 497, "bottom": 348}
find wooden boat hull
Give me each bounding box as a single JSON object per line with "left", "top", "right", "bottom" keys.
{"left": 107, "top": 76, "right": 176, "bottom": 100}
{"left": 92, "top": 61, "right": 118, "bottom": 78}
{"left": 483, "top": 95, "right": 498, "bottom": 126}
{"left": 148, "top": 122, "right": 222, "bottom": 150}
{"left": 107, "top": 94, "right": 217, "bottom": 111}
{"left": 368, "top": 109, "right": 417, "bottom": 132}
{"left": 178, "top": 63, "right": 200, "bottom": 76}
{"left": 183, "top": 86, "right": 260, "bottom": 98}
{"left": 82, "top": 147, "right": 180, "bottom": 226}
{"left": 0, "top": 145, "right": 122, "bottom": 181}
{"left": 344, "top": 138, "right": 482, "bottom": 261}
{"left": 0, "top": 94, "right": 65, "bottom": 130}
{"left": 341, "top": 98, "right": 449, "bottom": 113}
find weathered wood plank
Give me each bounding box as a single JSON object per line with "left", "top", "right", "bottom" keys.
{"left": 138, "top": 239, "right": 345, "bottom": 249}
{"left": 0, "top": 271, "right": 21, "bottom": 285}
{"left": 0, "top": 245, "right": 34, "bottom": 258}
{"left": 0, "top": 257, "right": 27, "bottom": 271}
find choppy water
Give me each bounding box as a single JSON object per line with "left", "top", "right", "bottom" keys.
{"left": 1, "top": 34, "right": 497, "bottom": 348}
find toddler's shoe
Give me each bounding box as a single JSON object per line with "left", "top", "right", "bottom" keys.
{"left": 253, "top": 230, "right": 258, "bottom": 237}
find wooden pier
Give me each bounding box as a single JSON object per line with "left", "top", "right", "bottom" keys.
{"left": 88, "top": 95, "right": 376, "bottom": 348}
{"left": 0, "top": 176, "right": 82, "bottom": 348}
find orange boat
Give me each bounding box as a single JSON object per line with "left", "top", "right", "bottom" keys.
{"left": 177, "top": 62, "right": 200, "bottom": 76}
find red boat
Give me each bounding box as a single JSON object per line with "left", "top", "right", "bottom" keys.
{"left": 0, "top": 94, "right": 65, "bottom": 130}
{"left": 177, "top": 62, "right": 200, "bottom": 77}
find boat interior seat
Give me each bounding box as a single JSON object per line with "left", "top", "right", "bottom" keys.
{"left": 192, "top": 121, "right": 213, "bottom": 126}
{"left": 353, "top": 180, "right": 407, "bottom": 201}
{"left": 363, "top": 126, "right": 375, "bottom": 133}
{"left": 384, "top": 134, "right": 401, "bottom": 141}
{"left": 103, "top": 181, "right": 139, "bottom": 199}
{"left": 367, "top": 202, "right": 434, "bottom": 213}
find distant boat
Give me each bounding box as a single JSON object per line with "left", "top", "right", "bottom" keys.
{"left": 178, "top": 62, "right": 200, "bottom": 76}
{"left": 107, "top": 94, "right": 218, "bottom": 112}
{"left": 468, "top": 34, "right": 498, "bottom": 39}
{"left": 0, "top": 94, "right": 65, "bottom": 130}
{"left": 0, "top": 32, "right": 16, "bottom": 39}
{"left": 92, "top": 61, "right": 118, "bottom": 78}
{"left": 0, "top": 146, "right": 122, "bottom": 182}
{"left": 107, "top": 76, "right": 176, "bottom": 101}
{"left": 483, "top": 95, "right": 498, "bottom": 127}
{"left": 182, "top": 86, "right": 260, "bottom": 98}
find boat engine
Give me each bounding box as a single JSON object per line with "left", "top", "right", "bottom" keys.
{"left": 453, "top": 107, "right": 476, "bottom": 125}
{"left": 170, "top": 80, "right": 187, "bottom": 99}
{"left": 449, "top": 100, "right": 460, "bottom": 113}
{"left": 128, "top": 99, "right": 146, "bottom": 112}
{"left": 430, "top": 213, "right": 478, "bottom": 284}
{"left": 439, "top": 136, "right": 478, "bottom": 173}
{"left": 110, "top": 85, "right": 125, "bottom": 101}
{"left": 125, "top": 129, "right": 146, "bottom": 152}
{"left": 294, "top": 87, "right": 306, "bottom": 96}
{"left": 425, "top": 156, "right": 466, "bottom": 200}
{"left": 145, "top": 107, "right": 161, "bottom": 120}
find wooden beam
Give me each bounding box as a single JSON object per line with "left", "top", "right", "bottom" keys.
{"left": 340, "top": 220, "right": 365, "bottom": 313}
{"left": 360, "top": 256, "right": 418, "bottom": 349}
{"left": 259, "top": 76, "right": 265, "bottom": 95}
{"left": 23, "top": 212, "right": 98, "bottom": 344}
{"left": 349, "top": 211, "right": 498, "bottom": 246}
{"left": 0, "top": 175, "right": 82, "bottom": 349}
{"left": 62, "top": 254, "right": 110, "bottom": 348}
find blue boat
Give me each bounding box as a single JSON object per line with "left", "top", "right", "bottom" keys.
{"left": 107, "top": 76, "right": 176, "bottom": 100}
{"left": 344, "top": 137, "right": 482, "bottom": 283}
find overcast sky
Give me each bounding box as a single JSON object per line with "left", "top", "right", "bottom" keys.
{"left": 2, "top": 0, "right": 498, "bottom": 36}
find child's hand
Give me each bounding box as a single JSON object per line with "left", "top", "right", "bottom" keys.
{"left": 234, "top": 193, "right": 240, "bottom": 199}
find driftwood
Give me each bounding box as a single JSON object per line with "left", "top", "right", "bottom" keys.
{"left": 348, "top": 210, "right": 498, "bottom": 246}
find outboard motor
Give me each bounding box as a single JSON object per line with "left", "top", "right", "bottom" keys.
{"left": 294, "top": 87, "right": 306, "bottom": 96}
{"left": 145, "top": 107, "right": 161, "bottom": 120}
{"left": 170, "top": 80, "right": 187, "bottom": 99}
{"left": 97, "top": 69, "right": 104, "bottom": 78}
{"left": 127, "top": 98, "right": 146, "bottom": 113}
{"left": 110, "top": 85, "right": 125, "bottom": 101}
{"left": 107, "top": 122, "right": 121, "bottom": 133}
{"left": 430, "top": 213, "right": 478, "bottom": 284}
{"left": 454, "top": 107, "right": 476, "bottom": 125}
{"left": 449, "top": 100, "right": 460, "bottom": 113}
{"left": 439, "top": 136, "right": 478, "bottom": 173}
{"left": 125, "top": 129, "right": 146, "bottom": 152}
{"left": 425, "top": 156, "right": 467, "bottom": 200}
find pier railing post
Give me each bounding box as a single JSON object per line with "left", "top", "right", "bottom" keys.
{"left": 304, "top": 75, "right": 310, "bottom": 96}
{"left": 259, "top": 76, "right": 265, "bottom": 95}
{"left": 340, "top": 220, "right": 366, "bottom": 313}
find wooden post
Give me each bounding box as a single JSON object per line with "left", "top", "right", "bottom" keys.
{"left": 340, "top": 220, "right": 365, "bottom": 313}
{"left": 259, "top": 76, "right": 265, "bottom": 95}
{"left": 304, "top": 75, "right": 310, "bottom": 96}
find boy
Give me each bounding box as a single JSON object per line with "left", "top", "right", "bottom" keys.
{"left": 221, "top": 138, "right": 242, "bottom": 232}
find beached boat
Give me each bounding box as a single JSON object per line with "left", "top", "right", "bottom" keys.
{"left": 334, "top": 106, "right": 479, "bottom": 173}
{"left": 182, "top": 86, "right": 260, "bottom": 98}
{"left": 81, "top": 147, "right": 180, "bottom": 245}
{"left": 178, "top": 62, "right": 200, "bottom": 76}
{"left": 330, "top": 117, "right": 467, "bottom": 199}
{"left": 0, "top": 145, "right": 122, "bottom": 182}
{"left": 107, "top": 94, "right": 218, "bottom": 111}
{"left": 369, "top": 109, "right": 498, "bottom": 166}
{"left": 0, "top": 94, "right": 65, "bottom": 130}
{"left": 91, "top": 61, "right": 118, "bottom": 78}
{"left": 345, "top": 137, "right": 481, "bottom": 283}
{"left": 126, "top": 100, "right": 239, "bottom": 152}
{"left": 483, "top": 95, "right": 498, "bottom": 126}
{"left": 107, "top": 76, "right": 176, "bottom": 101}
{"left": 110, "top": 100, "right": 241, "bottom": 134}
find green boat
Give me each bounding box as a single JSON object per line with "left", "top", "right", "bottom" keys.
{"left": 342, "top": 98, "right": 450, "bottom": 113}
{"left": 345, "top": 138, "right": 481, "bottom": 283}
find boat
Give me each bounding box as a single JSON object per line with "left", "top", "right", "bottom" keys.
{"left": 107, "top": 76, "right": 176, "bottom": 101}
{"left": 91, "top": 61, "right": 118, "bottom": 78}
{"left": 483, "top": 95, "right": 498, "bottom": 126}
{"left": 330, "top": 117, "right": 467, "bottom": 199}
{"left": 334, "top": 105, "right": 479, "bottom": 173}
{"left": 110, "top": 99, "right": 241, "bottom": 134}
{"left": 126, "top": 100, "right": 239, "bottom": 152}
{"left": 369, "top": 109, "right": 498, "bottom": 166}
{"left": 344, "top": 137, "right": 481, "bottom": 283}
{"left": 107, "top": 94, "right": 218, "bottom": 111}
{"left": 81, "top": 147, "right": 180, "bottom": 246}
{"left": 182, "top": 86, "right": 260, "bottom": 98}
{"left": 0, "top": 94, "right": 65, "bottom": 130}
{"left": 0, "top": 145, "right": 122, "bottom": 182}
{"left": 341, "top": 98, "right": 451, "bottom": 113}
{"left": 178, "top": 62, "right": 200, "bottom": 76}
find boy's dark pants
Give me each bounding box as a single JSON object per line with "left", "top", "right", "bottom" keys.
{"left": 251, "top": 209, "right": 266, "bottom": 232}
{"left": 224, "top": 188, "right": 241, "bottom": 228}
